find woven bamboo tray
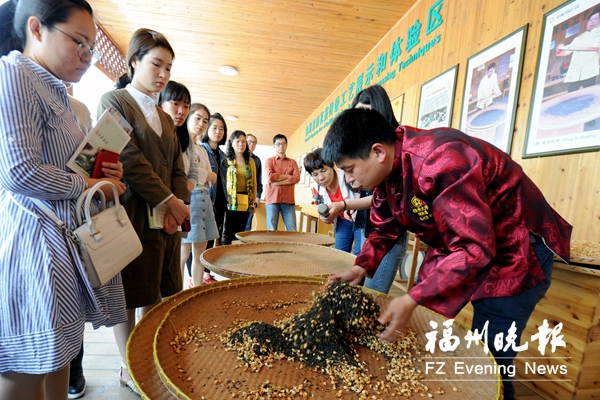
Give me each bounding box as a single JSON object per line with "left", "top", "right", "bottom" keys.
{"left": 127, "top": 284, "right": 217, "bottom": 400}
{"left": 200, "top": 242, "right": 355, "bottom": 278}
{"left": 127, "top": 278, "right": 295, "bottom": 399}
{"left": 153, "top": 276, "right": 502, "bottom": 399}
{"left": 235, "top": 230, "right": 335, "bottom": 246}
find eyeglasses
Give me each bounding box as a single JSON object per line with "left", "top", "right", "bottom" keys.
{"left": 274, "top": 142, "right": 287, "bottom": 147}
{"left": 51, "top": 26, "right": 102, "bottom": 64}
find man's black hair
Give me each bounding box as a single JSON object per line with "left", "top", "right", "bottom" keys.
{"left": 322, "top": 108, "right": 396, "bottom": 165}
{"left": 272, "top": 134, "right": 287, "bottom": 144}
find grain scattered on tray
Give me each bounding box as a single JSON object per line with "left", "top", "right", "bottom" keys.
{"left": 219, "top": 282, "right": 429, "bottom": 398}
{"left": 570, "top": 240, "right": 600, "bottom": 259}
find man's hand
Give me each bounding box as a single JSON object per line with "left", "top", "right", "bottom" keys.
{"left": 377, "top": 294, "right": 419, "bottom": 343}
{"left": 277, "top": 174, "right": 291, "bottom": 182}
{"left": 327, "top": 265, "right": 366, "bottom": 286}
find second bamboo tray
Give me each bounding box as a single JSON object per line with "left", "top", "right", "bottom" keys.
{"left": 200, "top": 242, "right": 355, "bottom": 278}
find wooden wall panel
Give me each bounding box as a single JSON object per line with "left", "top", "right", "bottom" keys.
{"left": 289, "top": 0, "right": 600, "bottom": 241}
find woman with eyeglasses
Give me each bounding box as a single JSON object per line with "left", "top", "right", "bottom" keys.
{"left": 0, "top": 0, "right": 127, "bottom": 398}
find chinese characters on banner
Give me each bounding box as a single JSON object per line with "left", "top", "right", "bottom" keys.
{"left": 304, "top": 0, "right": 445, "bottom": 142}
{"left": 425, "top": 318, "right": 566, "bottom": 356}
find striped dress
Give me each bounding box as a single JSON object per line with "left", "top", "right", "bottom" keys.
{"left": 0, "top": 51, "right": 126, "bottom": 374}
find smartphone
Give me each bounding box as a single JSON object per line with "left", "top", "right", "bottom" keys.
{"left": 91, "top": 149, "right": 120, "bottom": 179}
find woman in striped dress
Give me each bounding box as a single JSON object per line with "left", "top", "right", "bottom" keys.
{"left": 0, "top": 1, "right": 127, "bottom": 398}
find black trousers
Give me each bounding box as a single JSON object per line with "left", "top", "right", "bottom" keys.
{"left": 221, "top": 210, "right": 250, "bottom": 245}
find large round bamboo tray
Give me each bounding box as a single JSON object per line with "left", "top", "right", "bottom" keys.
{"left": 127, "top": 285, "right": 207, "bottom": 399}
{"left": 200, "top": 242, "right": 355, "bottom": 278}
{"left": 153, "top": 276, "right": 502, "bottom": 399}
{"left": 235, "top": 230, "right": 335, "bottom": 246}
{"left": 126, "top": 278, "right": 291, "bottom": 399}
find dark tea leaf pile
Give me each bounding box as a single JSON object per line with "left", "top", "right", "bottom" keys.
{"left": 220, "top": 282, "right": 429, "bottom": 398}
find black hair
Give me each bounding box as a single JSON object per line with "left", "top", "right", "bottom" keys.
{"left": 115, "top": 28, "right": 175, "bottom": 89}
{"left": 322, "top": 108, "right": 396, "bottom": 165}
{"left": 303, "top": 148, "right": 333, "bottom": 174}
{"left": 351, "top": 85, "right": 399, "bottom": 128}
{"left": 487, "top": 62, "right": 496, "bottom": 70}
{"left": 190, "top": 103, "right": 210, "bottom": 119}
{"left": 226, "top": 130, "right": 249, "bottom": 162}
{"left": 0, "top": 0, "right": 20, "bottom": 56}
{"left": 157, "top": 81, "right": 192, "bottom": 152}
{"left": 272, "top": 134, "right": 287, "bottom": 145}
{"left": 5, "top": 0, "right": 92, "bottom": 56}
{"left": 201, "top": 113, "right": 228, "bottom": 146}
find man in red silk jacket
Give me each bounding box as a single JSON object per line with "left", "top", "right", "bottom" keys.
{"left": 323, "top": 108, "right": 571, "bottom": 400}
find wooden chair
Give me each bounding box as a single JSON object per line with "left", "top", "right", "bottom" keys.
{"left": 395, "top": 232, "right": 428, "bottom": 292}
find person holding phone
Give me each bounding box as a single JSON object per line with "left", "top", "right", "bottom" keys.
{"left": 98, "top": 28, "right": 190, "bottom": 393}
{"left": 0, "top": 1, "right": 127, "bottom": 398}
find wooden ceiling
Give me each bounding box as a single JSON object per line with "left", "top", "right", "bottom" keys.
{"left": 89, "top": 0, "right": 416, "bottom": 145}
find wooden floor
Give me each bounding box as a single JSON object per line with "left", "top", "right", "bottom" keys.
{"left": 80, "top": 279, "right": 545, "bottom": 399}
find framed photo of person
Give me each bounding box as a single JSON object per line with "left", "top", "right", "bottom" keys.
{"left": 417, "top": 65, "right": 459, "bottom": 129}
{"left": 524, "top": 0, "right": 600, "bottom": 157}
{"left": 459, "top": 25, "right": 528, "bottom": 154}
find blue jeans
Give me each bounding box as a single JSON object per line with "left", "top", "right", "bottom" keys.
{"left": 364, "top": 233, "right": 407, "bottom": 294}
{"left": 245, "top": 214, "right": 254, "bottom": 231}
{"left": 471, "top": 240, "right": 553, "bottom": 400}
{"left": 266, "top": 203, "right": 297, "bottom": 231}
{"left": 334, "top": 217, "right": 362, "bottom": 255}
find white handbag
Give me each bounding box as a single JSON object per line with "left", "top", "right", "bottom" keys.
{"left": 32, "top": 181, "right": 142, "bottom": 288}
{"left": 72, "top": 181, "right": 142, "bottom": 287}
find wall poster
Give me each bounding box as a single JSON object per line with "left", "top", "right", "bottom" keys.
{"left": 391, "top": 93, "right": 405, "bottom": 125}
{"left": 525, "top": 0, "right": 600, "bottom": 157}
{"left": 417, "top": 65, "right": 458, "bottom": 129}
{"left": 459, "top": 25, "right": 528, "bottom": 154}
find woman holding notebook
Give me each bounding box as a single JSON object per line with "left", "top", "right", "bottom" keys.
{"left": 97, "top": 28, "right": 190, "bottom": 393}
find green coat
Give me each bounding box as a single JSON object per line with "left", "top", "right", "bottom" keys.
{"left": 98, "top": 89, "right": 190, "bottom": 307}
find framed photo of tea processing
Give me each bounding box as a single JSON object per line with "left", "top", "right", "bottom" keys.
{"left": 417, "top": 65, "right": 458, "bottom": 130}
{"left": 459, "top": 25, "right": 529, "bottom": 154}
{"left": 524, "top": 0, "right": 600, "bottom": 157}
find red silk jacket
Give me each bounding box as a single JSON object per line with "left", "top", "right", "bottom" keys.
{"left": 356, "top": 126, "right": 572, "bottom": 318}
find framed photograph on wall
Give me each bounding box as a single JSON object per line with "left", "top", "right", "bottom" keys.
{"left": 298, "top": 154, "right": 305, "bottom": 185}
{"left": 524, "top": 0, "right": 600, "bottom": 157}
{"left": 417, "top": 65, "right": 459, "bottom": 129}
{"left": 391, "top": 93, "right": 405, "bottom": 125}
{"left": 459, "top": 25, "right": 528, "bottom": 154}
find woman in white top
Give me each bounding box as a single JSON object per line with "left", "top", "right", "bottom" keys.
{"left": 184, "top": 103, "right": 219, "bottom": 286}
{"left": 304, "top": 148, "right": 362, "bottom": 255}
